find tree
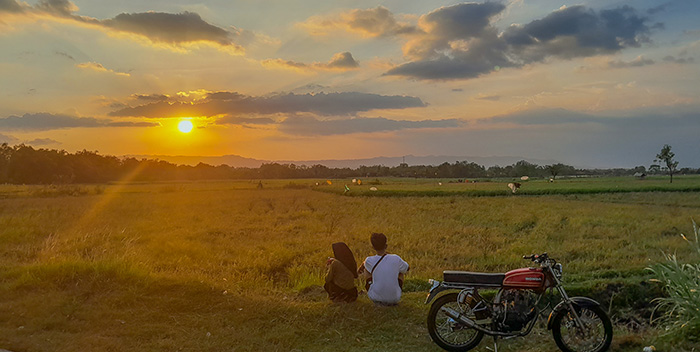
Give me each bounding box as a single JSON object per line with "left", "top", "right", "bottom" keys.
{"left": 655, "top": 144, "right": 679, "bottom": 183}
{"left": 545, "top": 163, "right": 576, "bottom": 180}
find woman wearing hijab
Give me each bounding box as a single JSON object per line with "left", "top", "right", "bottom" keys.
{"left": 324, "top": 242, "right": 358, "bottom": 303}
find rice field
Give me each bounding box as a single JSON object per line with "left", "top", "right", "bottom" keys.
{"left": 1, "top": 177, "right": 699, "bottom": 351}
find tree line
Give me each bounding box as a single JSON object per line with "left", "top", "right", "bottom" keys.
{"left": 0, "top": 143, "right": 697, "bottom": 184}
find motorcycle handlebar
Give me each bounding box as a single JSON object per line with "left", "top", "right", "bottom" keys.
{"left": 523, "top": 252, "right": 549, "bottom": 262}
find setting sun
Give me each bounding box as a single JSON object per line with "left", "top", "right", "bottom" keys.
{"left": 178, "top": 120, "right": 194, "bottom": 133}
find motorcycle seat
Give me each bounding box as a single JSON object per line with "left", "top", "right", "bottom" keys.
{"left": 443, "top": 271, "right": 505, "bottom": 286}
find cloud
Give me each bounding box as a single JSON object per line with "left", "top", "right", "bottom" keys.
{"left": 218, "top": 116, "right": 276, "bottom": 125}
{"left": 0, "top": 133, "right": 19, "bottom": 144}
{"left": 607, "top": 56, "right": 655, "bottom": 68}
{"left": 302, "top": 6, "right": 417, "bottom": 37}
{"left": 477, "top": 108, "right": 700, "bottom": 133}
{"left": 647, "top": 2, "right": 670, "bottom": 15}
{"left": 1, "top": 1, "right": 248, "bottom": 53}
{"left": 0, "top": 113, "right": 158, "bottom": 131}
{"left": 475, "top": 94, "right": 501, "bottom": 101}
{"left": 325, "top": 52, "right": 360, "bottom": 69}
{"left": 262, "top": 52, "right": 359, "bottom": 72}
{"left": 0, "top": 0, "right": 26, "bottom": 13}
{"left": 76, "top": 62, "right": 130, "bottom": 77}
{"left": 663, "top": 55, "right": 695, "bottom": 64}
{"left": 25, "top": 138, "right": 60, "bottom": 146}
{"left": 278, "top": 116, "right": 461, "bottom": 136}
{"left": 479, "top": 108, "right": 602, "bottom": 125}
{"left": 109, "top": 91, "right": 426, "bottom": 117}
{"left": 101, "top": 11, "right": 234, "bottom": 46}
{"left": 54, "top": 51, "right": 76, "bottom": 61}
{"left": 36, "top": 0, "right": 78, "bottom": 16}
{"left": 386, "top": 4, "right": 652, "bottom": 80}
{"left": 261, "top": 59, "right": 311, "bottom": 72}
{"left": 132, "top": 93, "right": 170, "bottom": 102}
{"left": 504, "top": 6, "right": 650, "bottom": 60}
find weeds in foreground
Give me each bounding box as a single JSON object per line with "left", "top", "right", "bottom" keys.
{"left": 648, "top": 219, "right": 700, "bottom": 341}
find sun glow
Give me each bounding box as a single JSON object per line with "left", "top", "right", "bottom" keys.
{"left": 178, "top": 120, "right": 194, "bottom": 133}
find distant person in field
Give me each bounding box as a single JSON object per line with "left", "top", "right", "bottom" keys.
{"left": 358, "top": 233, "right": 409, "bottom": 306}
{"left": 324, "top": 242, "right": 358, "bottom": 303}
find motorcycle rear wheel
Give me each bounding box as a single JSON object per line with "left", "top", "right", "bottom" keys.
{"left": 551, "top": 304, "right": 613, "bottom": 352}
{"left": 427, "top": 293, "right": 484, "bottom": 352}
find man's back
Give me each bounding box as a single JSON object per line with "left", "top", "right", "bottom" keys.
{"left": 364, "top": 254, "right": 409, "bottom": 304}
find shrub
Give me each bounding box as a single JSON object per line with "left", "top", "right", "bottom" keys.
{"left": 648, "top": 219, "right": 700, "bottom": 340}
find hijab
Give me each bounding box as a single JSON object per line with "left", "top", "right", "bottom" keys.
{"left": 332, "top": 242, "right": 358, "bottom": 278}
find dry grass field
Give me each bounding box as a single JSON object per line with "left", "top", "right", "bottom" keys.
{"left": 1, "top": 178, "right": 699, "bottom": 351}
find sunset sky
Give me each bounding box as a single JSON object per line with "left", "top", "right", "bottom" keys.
{"left": 1, "top": 0, "right": 698, "bottom": 167}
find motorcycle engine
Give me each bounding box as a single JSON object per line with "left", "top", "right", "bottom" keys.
{"left": 493, "top": 289, "right": 538, "bottom": 332}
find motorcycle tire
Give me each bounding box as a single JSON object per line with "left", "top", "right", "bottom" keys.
{"left": 427, "top": 293, "right": 484, "bottom": 352}
{"left": 551, "top": 303, "right": 613, "bottom": 352}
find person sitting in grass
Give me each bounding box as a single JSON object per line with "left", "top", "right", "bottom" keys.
{"left": 324, "top": 242, "right": 358, "bottom": 303}
{"left": 359, "top": 233, "right": 409, "bottom": 306}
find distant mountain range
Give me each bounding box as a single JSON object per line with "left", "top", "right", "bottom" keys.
{"left": 123, "top": 154, "right": 561, "bottom": 169}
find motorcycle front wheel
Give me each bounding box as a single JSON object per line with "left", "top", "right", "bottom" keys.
{"left": 551, "top": 304, "right": 613, "bottom": 352}
{"left": 427, "top": 293, "right": 484, "bottom": 352}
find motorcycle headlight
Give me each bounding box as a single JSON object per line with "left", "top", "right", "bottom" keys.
{"left": 553, "top": 263, "right": 563, "bottom": 280}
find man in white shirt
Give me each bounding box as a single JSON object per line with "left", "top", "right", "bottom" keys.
{"left": 360, "top": 233, "right": 409, "bottom": 305}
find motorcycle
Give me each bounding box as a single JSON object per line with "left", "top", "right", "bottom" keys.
{"left": 425, "top": 253, "right": 612, "bottom": 352}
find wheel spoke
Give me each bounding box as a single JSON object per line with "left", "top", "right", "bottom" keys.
{"left": 558, "top": 307, "right": 608, "bottom": 352}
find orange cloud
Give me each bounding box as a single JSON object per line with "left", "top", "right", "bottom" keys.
{"left": 300, "top": 6, "right": 417, "bottom": 38}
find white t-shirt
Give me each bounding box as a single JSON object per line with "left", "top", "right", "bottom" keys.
{"left": 364, "top": 254, "right": 409, "bottom": 304}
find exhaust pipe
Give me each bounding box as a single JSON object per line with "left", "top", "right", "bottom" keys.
{"left": 440, "top": 307, "right": 518, "bottom": 337}
{"left": 440, "top": 307, "right": 479, "bottom": 328}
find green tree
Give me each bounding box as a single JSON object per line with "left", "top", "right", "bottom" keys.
{"left": 655, "top": 144, "right": 679, "bottom": 183}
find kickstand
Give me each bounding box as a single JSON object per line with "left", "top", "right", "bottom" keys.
{"left": 485, "top": 336, "right": 499, "bottom": 352}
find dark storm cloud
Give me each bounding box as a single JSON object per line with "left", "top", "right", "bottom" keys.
{"left": 102, "top": 12, "right": 233, "bottom": 46}
{"left": 278, "top": 116, "right": 461, "bottom": 136}
{"left": 0, "top": 113, "right": 158, "bottom": 131}
{"left": 109, "top": 91, "right": 426, "bottom": 117}
{"left": 387, "top": 4, "right": 652, "bottom": 80}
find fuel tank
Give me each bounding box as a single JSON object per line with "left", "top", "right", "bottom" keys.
{"left": 502, "top": 267, "right": 545, "bottom": 290}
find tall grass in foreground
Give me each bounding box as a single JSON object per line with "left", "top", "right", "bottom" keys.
{"left": 649, "top": 219, "right": 700, "bottom": 341}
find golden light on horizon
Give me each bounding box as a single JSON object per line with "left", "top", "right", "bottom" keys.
{"left": 178, "top": 120, "right": 194, "bottom": 133}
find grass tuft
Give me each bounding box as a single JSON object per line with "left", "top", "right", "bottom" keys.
{"left": 648, "top": 219, "right": 700, "bottom": 341}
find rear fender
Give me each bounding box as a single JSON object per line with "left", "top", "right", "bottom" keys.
{"left": 547, "top": 297, "right": 602, "bottom": 330}
{"left": 425, "top": 280, "right": 449, "bottom": 304}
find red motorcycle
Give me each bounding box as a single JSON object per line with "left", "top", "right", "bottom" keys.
{"left": 425, "top": 253, "right": 612, "bottom": 352}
